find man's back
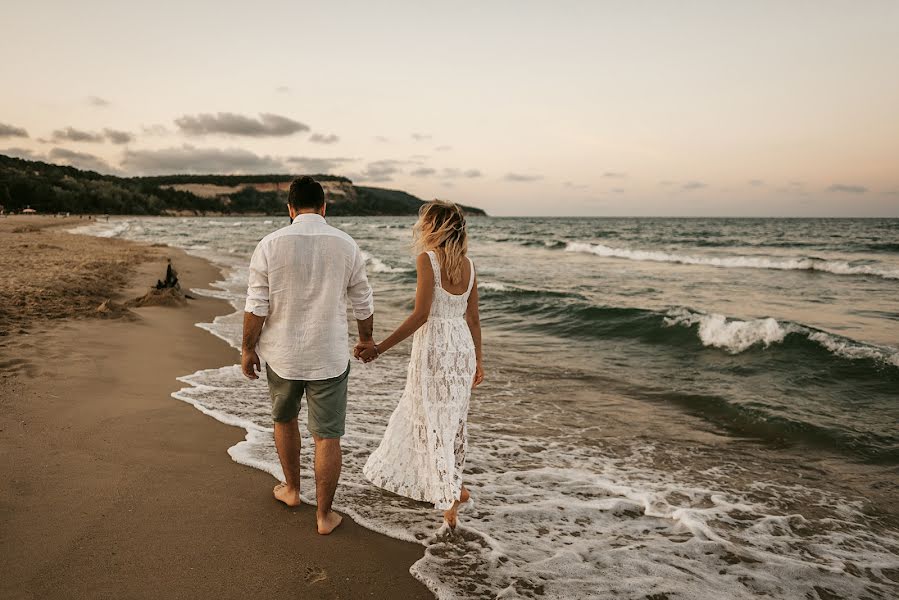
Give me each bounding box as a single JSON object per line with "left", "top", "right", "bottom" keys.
{"left": 245, "top": 214, "right": 373, "bottom": 380}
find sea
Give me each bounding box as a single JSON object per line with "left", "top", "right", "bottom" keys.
{"left": 72, "top": 216, "right": 899, "bottom": 600}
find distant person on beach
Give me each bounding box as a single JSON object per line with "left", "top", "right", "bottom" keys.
{"left": 359, "top": 200, "right": 484, "bottom": 529}
{"left": 241, "top": 176, "right": 375, "bottom": 535}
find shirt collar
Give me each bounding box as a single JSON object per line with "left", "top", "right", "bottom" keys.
{"left": 291, "top": 213, "right": 326, "bottom": 225}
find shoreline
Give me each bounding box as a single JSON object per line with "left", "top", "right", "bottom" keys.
{"left": 0, "top": 216, "right": 432, "bottom": 599}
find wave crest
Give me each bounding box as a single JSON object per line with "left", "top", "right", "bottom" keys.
{"left": 565, "top": 242, "right": 899, "bottom": 280}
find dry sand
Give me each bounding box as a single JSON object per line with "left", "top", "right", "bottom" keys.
{"left": 0, "top": 216, "right": 432, "bottom": 599}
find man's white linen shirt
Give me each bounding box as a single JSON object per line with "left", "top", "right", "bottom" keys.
{"left": 244, "top": 214, "right": 374, "bottom": 380}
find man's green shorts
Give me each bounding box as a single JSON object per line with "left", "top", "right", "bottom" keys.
{"left": 265, "top": 362, "right": 350, "bottom": 438}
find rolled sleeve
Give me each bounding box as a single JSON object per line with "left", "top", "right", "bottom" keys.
{"left": 347, "top": 246, "right": 374, "bottom": 320}
{"left": 245, "top": 241, "right": 270, "bottom": 317}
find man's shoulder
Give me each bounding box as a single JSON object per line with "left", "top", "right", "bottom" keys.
{"left": 257, "top": 222, "right": 359, "bottom": 251}
{"left": 256, "top": 224, "right": 294, "bottom": 247}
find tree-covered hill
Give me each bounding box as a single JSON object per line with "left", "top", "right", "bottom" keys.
{"left": 0, "top": 154, "right": 487, "bottom": 217}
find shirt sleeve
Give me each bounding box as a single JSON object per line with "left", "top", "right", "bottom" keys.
{"left": 244, "top": 240, "right": 270, "bottom": 317}
{"left": 347, "top": 244, "right": 374, "bottom": 320}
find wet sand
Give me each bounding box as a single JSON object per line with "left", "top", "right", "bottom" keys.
{"left": 0, "top": 216, "right": 432, "bottom": 600}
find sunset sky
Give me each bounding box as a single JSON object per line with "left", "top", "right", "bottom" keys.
{"left": 1, "top": 1, "right": 897, "bottom": 216}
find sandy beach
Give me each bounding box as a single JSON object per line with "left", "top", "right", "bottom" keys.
{"left": 0, "top": 216, "right": 432, "bottom": 600}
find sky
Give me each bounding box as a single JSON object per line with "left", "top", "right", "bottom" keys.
{"left": 1, "top": 0, "right": 897, "bottom": 216}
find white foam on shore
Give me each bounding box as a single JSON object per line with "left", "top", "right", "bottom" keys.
{"left": 565, "top": 241, "right": 899, "bottom": 280}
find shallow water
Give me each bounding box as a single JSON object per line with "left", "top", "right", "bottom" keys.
{"left": 73, "top": 216, "right": 899, "bottom": 599}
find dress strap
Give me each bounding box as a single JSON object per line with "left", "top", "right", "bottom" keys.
{"left": 466, "top": 257, "right": 475, "bottom": 295}
{"left": 426, "top": 251, "right": 442, "bottom": 288}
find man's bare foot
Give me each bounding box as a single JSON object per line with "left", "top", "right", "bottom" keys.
{"left": 273, "top": 482, "right": 301, "bottom": 507}
{"left": 460, "top": 486, "right": 470, "bottom": 504}
{"left": 317, "top": 510, "right": 343, "bottom": 535}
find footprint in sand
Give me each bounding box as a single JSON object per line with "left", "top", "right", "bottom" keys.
{"left": 304, "top": 566, "right": 327, "bottom": 585}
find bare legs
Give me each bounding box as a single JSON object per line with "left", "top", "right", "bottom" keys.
{"left": 443, "top": 485, "right": 470, "bottom": 529}
{"left": 273, "top": 420, "right": 302, "bottom": 506}
{"left": 312, "top": 434, "right": 343, "bottom": 535}
{"left": 272, "top": 422, "right": 344, "bottom": 534}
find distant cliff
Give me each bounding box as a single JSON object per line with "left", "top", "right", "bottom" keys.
{"left": 0, "top": 154, "right": 488, "bottom": 217}
{"left": 143, "top": 175, "right": 487, "bottom": 217}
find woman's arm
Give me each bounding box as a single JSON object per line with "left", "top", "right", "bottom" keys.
{"left": 466, "top": 267, "right": 484, "bottom": 388}
{"left": 361, "top": 253, "right": 434, "bottom": 360}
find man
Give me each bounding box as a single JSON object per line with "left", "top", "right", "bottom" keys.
{"left": 241, "top": 176, "right": 374, "bottom": 535}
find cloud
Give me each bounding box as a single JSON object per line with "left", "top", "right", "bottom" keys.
{"left": 52, "top": 127, "right": 104, "bottom": 143}
{"left": 827, "top": 183, "right": 867, "bottom": 193}
{"left": 563, "top": 181, "right": 588, "bottom": 190}
{"left": 48, "top": 147, "right": 114, "bottom": 173}
{"left": 612, "top": 187, "right": 626, "bottom": 193}
{"left": 141, "top": 124, "right": 170, "bottom": 136}
{"left": 411, "top": 133, "right": 432, "bottom": 141}
{"left": 121, "top": 145, "right": 284, "bottom": 175}
{"left": 659, "top": 180, "right": 675, "bottom": 186}
{"left": 504, "top": 173, "right": 543, "bottom": 182}
{"left": 103, "top": 128, "right": 134, "bottom": 144}
{"left": 174, "top": 112, "right": 309, "bottom": 137}
{"left": 748, "top": 179, "right": 765, "bottom": 187}
{"left": 1, "top": 147, "right": 40, "bottom": 159}
{"left": 411, "top": 167, "right": 437, "bottom": 177}
{"left": 284, "top": 156, "right": 354, "bottom": 173}
{"left": 275, "top": 86, "right": 291, "bottom": 93}
{"left": 87, "top": 96, "right": 110, "bottom": 107}
{"left": 373, "top": 136, "right": 390, "bottom": 143}
{"left": 439, "top": 168, "right": 482, "bottom": 179}
{"left": 602, "top": 172, "right": 626, "bottom": 178}
{"left": 350, "top": 159, "right": 404, "bottom": 182}
{"left": 0, "top": 122, "right": 29, "bottom": 138}
{"left": 681, "top": 180, "right": 707, "bottom": 190}
{"left": 309, "top": 133, "right": 339, "bottom": 144}
{"left": 435, "top": 145, "right": 452, "bottom": 152}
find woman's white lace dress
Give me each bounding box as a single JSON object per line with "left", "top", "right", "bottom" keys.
{"left": 363, "top": 251, "right": 476, "bottom": 510}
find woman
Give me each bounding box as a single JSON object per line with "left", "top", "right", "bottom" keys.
{"left": 359, "top": 200, "right": 484, "bottom": 528}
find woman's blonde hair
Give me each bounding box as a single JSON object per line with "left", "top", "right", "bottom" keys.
{"left": 413, "top": 200, "right": 468, "bottom": 284}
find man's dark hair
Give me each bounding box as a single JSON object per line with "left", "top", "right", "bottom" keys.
{"left": 288, "top": 176, "right": 325, "bottom": 210}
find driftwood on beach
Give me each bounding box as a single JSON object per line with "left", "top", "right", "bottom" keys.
{"left": 127, "top": 260, "right": 191, "bottom": 308}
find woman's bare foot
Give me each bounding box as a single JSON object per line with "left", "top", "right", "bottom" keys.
{"left": 443, "top": 486, "right": 470, "bottom": 529}
{"left": 317, "top": 510, "right": 343, "bottom": 535}
{"left": 273, "top": 482, "right": 301, "bottom": 507}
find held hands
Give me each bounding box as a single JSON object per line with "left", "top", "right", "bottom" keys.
{"left": 353, "top": 340, "right": 380, "bottom": 363}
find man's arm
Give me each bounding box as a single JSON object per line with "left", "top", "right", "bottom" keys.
{"left": 347, "top": 244, "right": 375, "bottom": 355}
{"left": 242, "top": 241, "right": 269, "bottom": 379}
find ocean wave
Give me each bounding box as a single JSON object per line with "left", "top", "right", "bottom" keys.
{"left": 360, "top": 250, "right": 413, "bottom": 274}
{"left": 68, "top": 220, "right": 132, "bottom": 238}
{"left": 664, "top": 307, "right": 899, "bottom": 367}
{"left": 564, "top": 242, "right": 899, "bottom": 280}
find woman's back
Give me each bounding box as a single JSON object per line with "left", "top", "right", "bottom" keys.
{"left": 425, "top": 251, "right": 474, "bottom": 321}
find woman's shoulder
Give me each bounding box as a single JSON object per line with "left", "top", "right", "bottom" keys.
{"left": 416, "top": 252, "right": 434, "bottom": 271}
